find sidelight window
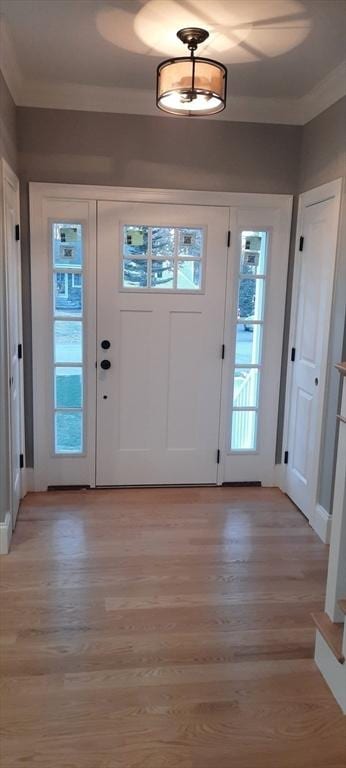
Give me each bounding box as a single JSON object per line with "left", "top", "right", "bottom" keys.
{"left": 230, "top": 231, "right": 268, "bottom": 452}
{"left": 52, "top": 223, "right": 85, "bottom": 454}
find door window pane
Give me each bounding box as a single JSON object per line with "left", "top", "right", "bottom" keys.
{"left": 55, "top": 367, "right": 83, "bottom": 408}
{"left": 123, "top": 226, "right": 148, "bottom": 258}
{"left": 54, "top": 321, "right": 83, "bottom": 363}
{"left": 54, "top": 272, "right": 83, "bottom": 316}
{"left": 231, "top": 410, "right": 257, "bottom": 451}
{"left": 123, "top": 259, "right": 148, "bottom": 288}
{"left": 177, "top": 260, "right": 201, "bottom": 290}
{"left": 233, "top": 368, "right": 260, "bottom": 408}
{"left": 178, "top": 228, "right": 203, "bottom": 258}
{"left": 52, "top": 221, "right": 85, "bottom": 456}
{"left": 151, "top": 261, "right": 174, "bottom": 289}
{"left": 53, "top": 224, "right": 82, "bottom": 268}
{"left": 238, "top": 278, "right": 265, "bottom": 321}
{"left": 152, "top": 227, "right": 175, "bottom": 259}
{"left": 235, "top": 323, "right": 262, "bottom": 365}
{"left": 240, "top": 232, "right": 267, "bottom": 275}
{"left": 121, "top": 225, "right": 204, "bottom": 291}
{"left": 55, "top": 412, "right": 83, "bottom": 453}
{"left": 230, "top": 230, "right": 268, "bottom": 453}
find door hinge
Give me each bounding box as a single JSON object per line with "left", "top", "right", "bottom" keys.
{"left": 284, "top": 450, "right": 289, "bottom": 464}
{"left": 217, "top": 449, "right": 221, "bottom": 464}
{"left": 15, "top": 224, "right": 20, "bottom": 241}
{"left": 221, "top": 344, "right": 225, "bottom": 359}
{"left": 227, "top": 230, "right": 231, "bottom": 247}
{"left": 291, "top": 347, "right": 296, "bottom": 362}
{"left": 18, "top": 343, "right": 22, "bottom": 359}
{"left": 299, "top": 235, "right": 304, "bottom": 251}
{"left": 19, "top": 453, "right": 24, "bottom": 469}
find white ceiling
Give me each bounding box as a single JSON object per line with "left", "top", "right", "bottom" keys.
{"left": 1, "top": 0, "right": 346, "bottom": 123}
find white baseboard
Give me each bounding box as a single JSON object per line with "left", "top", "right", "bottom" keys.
{"left": 21, "top": 467, "right": 34, "bottom": 497}
{"left": 315, "top": 630, "right": 346, "bottom": 714}
{"left": 312, "top": 504, "right": 332, "bottom": 544}
{"left": 273, "top": 464, "right": 285, "bottom": 492}
{"left": 0, "top": 511, "right": 12, "bottom": 555}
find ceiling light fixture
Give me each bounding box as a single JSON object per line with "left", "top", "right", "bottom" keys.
{"left": 156, "top": 27, "right": 227, "bottom": 116}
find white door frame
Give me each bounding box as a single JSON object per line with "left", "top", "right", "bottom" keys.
{"left": 281, "top": 178, "right": 342, "bottom": 526}
{"left": 30, "top": 182, "right": 292, "bottom": 490}
{"left": 218, "top": 203, "right": 292, "bottom": 486}
{"left": 1, "top": 159, "right": 25, "bottom": 532}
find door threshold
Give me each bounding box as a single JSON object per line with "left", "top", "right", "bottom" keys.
{"left": 222, "top": 481, "right": 261, "bottom": 487}
{"left": 48, "top": 485, "right": 91, "bottom": 491}
{"left": 94, "top": 483, "right": 218, "bottom": 489}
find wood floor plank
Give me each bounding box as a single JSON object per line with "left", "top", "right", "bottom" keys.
{"left": 0, "top": 486, "right": 345, "bottom": 768}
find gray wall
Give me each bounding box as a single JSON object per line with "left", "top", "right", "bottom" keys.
{"left": 299, "top": 97, "right": 346, "bottom": 513}
{"left": 0, "top": 71, "right": 17, "bottom": 522}
{"left": 0, "top": 70, "right": 17, "bottom": 171}
{"left": 17, "top": 107, "right": 302, "bottom": 466}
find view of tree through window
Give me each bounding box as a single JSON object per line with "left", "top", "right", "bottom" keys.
{"left": 122, "top": 225, "right": 204, "bottom": 290}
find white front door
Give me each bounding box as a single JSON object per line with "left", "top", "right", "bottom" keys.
{"left": 96, "top": 202, "right": 229, "bottom": 486}
{"left": 3, "top": 163, "right": 23, "bottom": 527}
{"left": 285, "top": 182, "right": 342, "bottom": 519}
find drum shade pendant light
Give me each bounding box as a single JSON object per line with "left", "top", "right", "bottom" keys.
{"left": 156, "top": 28, "right": 227, "bottom": 116}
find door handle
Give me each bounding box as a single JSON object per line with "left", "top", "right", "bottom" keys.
{"left": 100, "top": 360, "right": 111, "bottom": 370}
{"left": 314, "top": 377, "right": 319, "bottom": 386}
{"left": 101, "top": 340, "right": 111, "bottom": 349}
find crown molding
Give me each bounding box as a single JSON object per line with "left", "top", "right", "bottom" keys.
{"left": 18, "top": 78, "right": 304, "bottom": 125}
{"left": 1, "top": 22, "right": 345, "bottom": 127}
{"left": 299, "top": 61, "right": 346, "bottom": 124}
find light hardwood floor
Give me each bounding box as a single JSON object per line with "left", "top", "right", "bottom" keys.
{"left": 1, "top": 487, "right": 345, "bottom": 767}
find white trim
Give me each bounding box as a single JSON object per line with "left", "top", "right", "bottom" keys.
{"left": 2, "top": 159, "right": 25, "bottom": 530}
{"left": 0, "top": 511, "right": 12, "bottom": 555}
{"left": 281, "top": 178, "right": 343, "bottom": 522}
{"left": 300, "top": 62, "right": 346, "bottom": 124}
{"left": 30, "top": 193, "right": 97, "bottom": 489}
{"left": 312, "top": 504, "right": 332, "bottom": 544}
{"left": 30, "top": 183, "right": 292, "bottom": 491}
{"left": 218, "top": 205, "right": 292, "bottom": 485}
{"left": 1, "top": 28, "right": 345, "bottom": 125}
{"left": 29, "top": 183, "right": 292, "bottom": 209}
{"left": 21, "top": 468, "right": 34, "bottom": 497}
{"left": 18, "top": 79, "right": 304, "bottom": 125}
{"left": 315, "top": 630, "right": 346, "bottom": 714}
{"left": 325, "top": 377, "right": 346, "bottom": 623}
{"left": 19, "top": 65, "right": 346, "bottom": 125}
{"left": 273, "top": 463, "right": 286, "bottom": 492}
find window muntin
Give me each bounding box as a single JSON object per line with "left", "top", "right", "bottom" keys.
{"left": 230, "top": 231, "right": 268, "bottom": 453}
{"left": 121, "top": 225, "right": 205, "bottom": 291}
{"left": 52, "top": 223, "right": 85, "bottom": 455}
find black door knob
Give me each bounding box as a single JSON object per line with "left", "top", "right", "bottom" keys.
{"left": 101, "top": 340, "right": 110, "bottom": 350}
{"left": 100, "top": 359, "right": 111, "bottom": 370}
{"left": 315, "top": 377, "right": 319, "bottom": 386}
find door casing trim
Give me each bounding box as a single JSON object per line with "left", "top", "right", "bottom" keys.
{"left": 2, "top": 159, "right": 26, "bottom": 533}
{"left": 30, "top": 183, "right": 293, "bottom": 490}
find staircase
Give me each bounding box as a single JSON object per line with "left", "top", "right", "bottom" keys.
{"left": 313, "top": 363, "right": 346, "bottom": 713}
{"left": 312, "top": 607, "right": 345, "bottom": 664}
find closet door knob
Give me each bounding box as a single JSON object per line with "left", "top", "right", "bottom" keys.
{"left": 100, "top": 360, "right": 111, "bottom": 370}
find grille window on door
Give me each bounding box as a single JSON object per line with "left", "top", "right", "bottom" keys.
{"left": 52, "top": 223, "right": 85, "bottom": 454}
{"left": 230, "top": 231, "right": 268, "bottom": 451}
{"left": 121, "top": 225, "right": 204, "bottom": 291}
